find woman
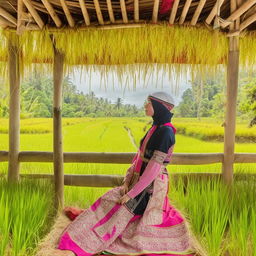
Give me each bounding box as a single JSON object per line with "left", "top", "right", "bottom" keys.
{"left": 58, "top": 92, "right": 198, "bottom": 256}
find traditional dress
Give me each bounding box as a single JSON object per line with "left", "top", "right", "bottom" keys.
{"left": 58, "top": 94, "right": 197, "bottom": 256}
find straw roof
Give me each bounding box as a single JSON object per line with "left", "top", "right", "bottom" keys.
{"left": 0, "top": 0, "right": 256, "bottom": 73}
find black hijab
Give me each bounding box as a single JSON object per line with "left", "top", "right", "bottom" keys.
{"left": 151, "top": 99, "right": 173, "bottom": 125}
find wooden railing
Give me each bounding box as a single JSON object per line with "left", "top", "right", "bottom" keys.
{"left": 1, "top": 151, "right": 256, "bottom": 187}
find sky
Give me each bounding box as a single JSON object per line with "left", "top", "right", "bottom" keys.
{"left": 70, "top": 65, "right": 191, "bottom": 107}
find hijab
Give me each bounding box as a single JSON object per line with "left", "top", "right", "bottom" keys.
{"left": 151, "top": 99, "right": 173, "bottom": 125}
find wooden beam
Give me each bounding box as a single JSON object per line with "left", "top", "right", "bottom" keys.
{"left": 179, "top": 0, "right": 193, "bottom": 25}
{"left": 17, "top": 0, "right": 25, "bottom": 34}
{"left": 19, "top": 173, "right": 256, "bottom": 188}
{"left": 120, "top": 0, "right": 128, "bottom": 23}
{"left": 169, "top": 0, "right": 180, "bottom": 24}
{"left": 59, "top": 0, "right": 75, "bottom": 27}
{"left": 8, "top": 40, "right": 20, "bottom": 183}
{"left": 134, "top": 0, "right": 139, "bottom": 22}
{"left": 52, "top": 39, "right": 65, "bottom": 209}
{"left": 205, "top": 0, "right": 225, "bottom": 25}
{"left": 93, "top": 0, "right": 104, "bottom": 25}
{"left": 23, "top": 0, "right": 44, "bottom": 29}
{"left": 106, "top": 0, "right": 115, "bottom": 23}
{"left": 191, "top": 0, "right": 206, "bottom": 26}
{"left": 221, "top": 0, "right": 256, "bottom": 28}
{"left": 78, "top": 0, "right": 90, "bottom": 26}
{"left": 240, "top": 12, "right": 256, "bottom": 31}
{"left": 41, "top": 0, "right": 62, "bottom": 27}
{"left": 0, "top": 16, "right": 15, "bottom": 28}
{"left": 0, "top": 6, "right": 17, "bottom": 25}
{"left": 152, "top": 0, "right": 160, "bottom": 23}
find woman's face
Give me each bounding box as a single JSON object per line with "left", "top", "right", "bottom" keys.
{"left": 144, "top": 99, "right": 154, "bottom": 116}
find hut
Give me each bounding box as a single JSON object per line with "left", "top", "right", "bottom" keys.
{"left": 0, "top": 0, "right": 256, "bottom": 210}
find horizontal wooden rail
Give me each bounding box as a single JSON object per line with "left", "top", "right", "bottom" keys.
{"left": 19, "top": 172, "right": 256, "bottom": 187}
{"left": 0, "top": 151, "right": 256, "bottom": 164}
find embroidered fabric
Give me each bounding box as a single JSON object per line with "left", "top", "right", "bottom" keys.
{"left": 127, "top": 150, "right": 167, "bottom": 199}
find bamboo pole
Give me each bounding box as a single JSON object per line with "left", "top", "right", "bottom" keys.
{"left": 41, "top": 0, "right": 62, "bottom": 27}
{"left": 191, "top": 0, "right": 206, "bottom": 25}
{"left": 93, "top": 0, "right": 104, "bottom": 25}
{"left": 17, "top": 0, "right": 25, "bottom": 34}
{"left": 179, "top": 0, "right": 192, "bottom": 25}
{"left": 205, "top": 0, "right": 225, "bottom": 25}
{"left": 223, "top": 0, "right": 240, "bottom": 185}
{"left": 134, "top": 0, "right": 139, "bottom": 22}
{"left": 120, "top": 0, "right": 128, "bottom": 23}
{"left": 240, "top": 13, "right": 256, "bottom": 31}
{"left": 0, "top": 7, "right": 17, "bottom": 25}
{"left": 8, "top": 39, "right": 20, "bottom": 183}
{"left": 52, "top": 39, "right": 65, "bottom": 209}
{"left": 0, "top": 16, "right": 15, "bottom": 28}
{"left": 106, "top": 0, "right": 115, "bottom": 23}
{"left": 23, "top": 0, "right": 45, "bottom": 29}
{"left": 78, "top": 0, "right": 91, "bottom": 26}
{"left": 221, "top": 0, "right": 256, "bottom": 28}
{"left": 152, "top": 0, "right": 160, "bottom": 23}
{"left": 60, "top": 0, "right": 75, "bottom": 27}
{"left": 169, "top": 0, "right": 180, "bottom": 24}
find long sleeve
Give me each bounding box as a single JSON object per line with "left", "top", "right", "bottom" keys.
{"left": 127, "top": 150, "right": 167, "bottom": 199}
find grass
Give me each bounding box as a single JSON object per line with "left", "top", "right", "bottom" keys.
{"left": 0, "top": 178, "right": 54, "bottom": 256}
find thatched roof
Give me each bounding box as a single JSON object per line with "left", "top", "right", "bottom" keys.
{"left": 0, "top": 0, "right": 256, "bottom": 33}
{"left": 0, "top": 0, "right": 256, "bottom": 73}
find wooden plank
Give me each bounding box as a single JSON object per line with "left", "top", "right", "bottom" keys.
{"left": 169, "top": 0, "right": 180, "bottom": 24}
{"left": 106, "top": 0, "right": 115, "bottom": 23}
{"left": 134, "top": 0, "right": 139, "bottom": 22}
{"left": 152, "top": 0, "right": 160, "bottom": 23}
{"left": 93, "top": 0, "right": 104, "bottom": 25}
{"left": 205, "top": 0, "right": 225, "bottom": 25}
{"left": 190, "top": 0, "right": 206, "bottom": 26}
{"left": 234, "top": 153, "right": 256, "bottom": 163}
{"left": 0, "top": 6, "right": 17, "bottom": 25}
{"left": 42, "top": 0, "right": 62, "bottom": 27}
{"left": 23, "top": 0, "right": 44, "bottom": 29}
{"left": 60, "top": 0, "right": 75, "bottom": 27}
{"left": 53, "top": 41, "right": 65, "bottom": 209}
{"left": 179, "top": 0, "right": 193, "bottom": 25}
{"left": 19, "top": 173, "right": 256, "bottom": 188}
{"left": 120, "top": 0, "right": 128, "bottom": 23}
{"left": 8, "top": 40, "right": 20, "bottom": 183}
{"left": 0, "top": 151, "right": 8, "bottom": 161}
{"left": 78, "top": 0, "right": 91, "bottom": 26}
{"left": 240, "top": 13, "right": 256, "bottom": 31}
{"left": 221, "top": 0, "right": 256, "bottom": 28}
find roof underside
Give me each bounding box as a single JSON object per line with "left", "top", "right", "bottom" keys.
{"left": 0, "top": 0, "right": 256, "bottom": 33}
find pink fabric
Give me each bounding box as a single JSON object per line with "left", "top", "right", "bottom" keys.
{"left": 102, "top": 226, "right": 117, "bottom": 241}
{"left": 90, "top": 198, "right": 101, "bottom": 211}
{"left": 159, "top": 0, "right": 175, "bottom": 14}
{"left": 92, "top": 204, "right": 121, "bottom": 229}
{"left": 127, "top": 159, "right": 162, "bottom": 198}
{"left": 58, "top": 232, "right": 93, "bottom": 256}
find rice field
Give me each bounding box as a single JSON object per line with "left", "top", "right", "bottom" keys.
{"left": 0, "top": 117, "right": 255, "bottom": 256}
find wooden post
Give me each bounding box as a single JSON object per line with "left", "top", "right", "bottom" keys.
{"left": 223, "top": 0, "right": 240, "bottom": 185}
{"left": 53, "top": 38, "right": 64, "bottom": 209}
{"left": 8, "top": 39, "right": 20, "bottom": 182}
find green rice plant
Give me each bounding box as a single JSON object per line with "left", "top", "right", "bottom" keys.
{"left": 0, "top": 179, "right": 54, "bottom": 256}
{"left": 250, "top": 208, "right": 256, "bottom": 256}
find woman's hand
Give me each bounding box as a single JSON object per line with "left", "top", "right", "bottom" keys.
{"left": 118, "top": 194, "right": 131, "bottom": 205}
{"left": 120, "top": 183, "right": 129, "bottom": 196}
